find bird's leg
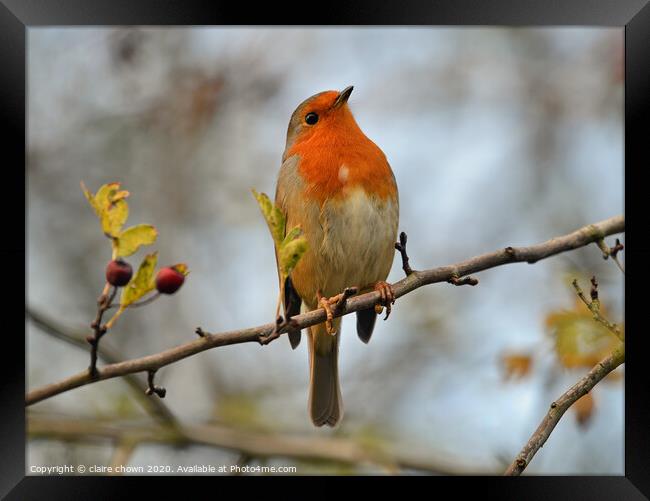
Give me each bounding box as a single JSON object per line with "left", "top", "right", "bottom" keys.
{"left": 317, "top": 286, "right": 359, "bottom": 335}
{"left": 317, "top": 290, "right": 336, "bottom": 335}
{"left": 373, "top": 281, "right": 396, "bottom": 320}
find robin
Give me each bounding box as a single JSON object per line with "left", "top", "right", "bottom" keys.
{"left": 274, "top": 86, "right": 399, "bottom": 427}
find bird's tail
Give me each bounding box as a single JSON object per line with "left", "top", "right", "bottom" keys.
{"left": 308, "top": 318, "right": 342, "bottom": 427}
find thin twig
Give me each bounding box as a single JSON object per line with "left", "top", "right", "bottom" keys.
{"left": 258, "top": 314, "right": 287, "bottom": 346}
{"left": 145, "top": 370, "right": 166, "bottom": 398}
{"left": 596, "top": 237, "right": 625, "bottom": 274}
{"left": 394, "top": 231, "right": 414, "bottom": 276}
{"left": 572, "top": 276, "right": 623, "bottom": 341}
{"left": 611, "top": 255, "right": 625, "bottom": 274}
{"left": 504, "top": 343, "right": 624, "bottom": 475}
{"left": 448, "top": 273, "right": 479, "bottom": 286}
{"left": 87, "top": 285, "right": 117, "bottom": 377}
{"left": 26, "top": 215, "right": 624, "bottom": 406}
{"left": 332, "top": 286, "right": 359, "bottom": 317}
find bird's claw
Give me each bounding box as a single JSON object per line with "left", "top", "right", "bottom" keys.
{"left": 373, "top": 281, "right": 395, "bottom": 320}
{"left": 317, "top": 287, "right": 358, "bottom": 336}
{"left": 318, "top": 292, "right": 337, "bottom": 335}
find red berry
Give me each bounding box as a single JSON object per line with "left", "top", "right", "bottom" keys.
{"left": 155, "top": 266, "right": 185, "bottom": 294}
{"left": 106, "top": 259, "right": 133, "bottom": 287}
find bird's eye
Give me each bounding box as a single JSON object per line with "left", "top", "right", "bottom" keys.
{"left": 305, "top": 112, "right": 319, "bottom": 125}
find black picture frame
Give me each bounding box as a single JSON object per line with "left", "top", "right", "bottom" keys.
{"left": 4, "top": 0, "right": 648, "bottom": 497}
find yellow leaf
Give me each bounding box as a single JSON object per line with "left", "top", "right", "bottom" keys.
{"left": 114, "top": 224, "right": 158, "bottom": 257}
{"left": 573, "top": 392, "right": 595, "bottom": 427}
{"left": 94, "top": 182, "right": 122, "bottom": 211}
{"left": 121, "top": 252, "right": 158, "bottom": 307}
{"left": 102, "top": 199, "right": 129, "bottom": 237}
{"left": 80, "top": 181, "right": 97, "bottom": 211}
{"left": 171, "top": 263, "right": 190, "bottom": 276}
{"left": 252, "top": 189, "right": 285, "bottom": 246}
{"left": 501, "top": 353, "right": 533, "bottom": 381}
{"left": 81, "top": 181, "right": 130, "bottom": 237}
{"left": 545, "top": 298, "right": 621, "bottom": 369}
{"left": 111, "top": 190, "right": 130, "bottom": 203}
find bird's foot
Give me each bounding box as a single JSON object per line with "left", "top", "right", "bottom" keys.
{"left": 317, "top": 291, "right": 337, "bottom": 335}
{"left": 316, "top": 287, "right": 359, "bottom": 336}
{"left": 316, "top": 287, "right": 359, "bottom": 335}
{"left": 373, "top": 281, "right": 395, "bottom": 320}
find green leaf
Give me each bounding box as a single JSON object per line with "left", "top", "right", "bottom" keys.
{"left": 252, "top": 189, "right": 307, "bottom": 301}
{"left": 114, "top": 224, "right": 158, "bottom": 257}
{"left": 282, "top": 226, "right": 303, "bottom": 247}
{"left": 278, "top": 228, "right": 308, "bottom": 276}
{"left": 121, "top": 252, "right": 158, "bottom": 307}
{"left": 252, "top": 189, "right": 285, "bottom": 246}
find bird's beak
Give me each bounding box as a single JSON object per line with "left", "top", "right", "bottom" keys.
{"left": 332, "top": 86, "right": 354, "bottom": 108}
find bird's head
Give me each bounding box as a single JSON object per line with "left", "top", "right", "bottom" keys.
{"left": 285, "top": 86, "right": 358, "bottom": 153}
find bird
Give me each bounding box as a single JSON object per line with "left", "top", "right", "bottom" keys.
{"left": 273, "top": 86, "right": 399, "bottom": 427}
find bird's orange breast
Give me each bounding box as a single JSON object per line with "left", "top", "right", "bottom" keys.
{"left": 286, "top": 119, "right": 397, "bottom": 204}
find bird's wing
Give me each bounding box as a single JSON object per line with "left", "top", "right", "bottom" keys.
{"left": 356, "top": 161, "right": 399, "bottom": 344}
{"left": 275, "top": 155, "right": 303, "bottom": 349}
{"left": 356, "top": 307, "right": 377, "bottom": 344}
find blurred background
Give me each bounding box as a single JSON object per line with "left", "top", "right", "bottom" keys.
{"left": 27, "top": 27, "right": 624, "bottom": 475}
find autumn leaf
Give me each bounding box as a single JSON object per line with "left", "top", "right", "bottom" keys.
{"left": 545, "top": 298, "right": 622, "bottom": 369}
{"left": 501, "top": 353, "right": 533, "bottom": 381}
{"left": 110, "top": 190, "right": 130, "bottom": 204}
{"left": 573, "top": 392, "right": 595, "bottom": 427}
{"left": 113, "top": 224, "right": 158, "bottom": 257}
{"left": 120, "top": 252, "right": 158, "bottom": 308}
{"left": 81, "top": 181, "right": 130, "bottom": 237}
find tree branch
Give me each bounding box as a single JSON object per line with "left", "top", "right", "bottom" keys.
{"left": 504, "top": 343, "right": 624, "bottom": 476}
{"left": 26, "top": 215, "right": 624, "bottom": 406}
{"left": 26, "top": 309, "right": 180, "bottom": 428}
{"left": 27, "top": 414, "right": 493, "bottom": 475}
